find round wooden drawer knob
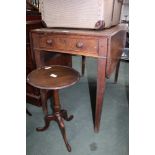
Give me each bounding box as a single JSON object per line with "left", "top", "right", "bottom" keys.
{"left": 76, "top": 42, "right": 84, "bottom": 48}
{"left": 46, "top": 39, "right": 53, "bottom": 45}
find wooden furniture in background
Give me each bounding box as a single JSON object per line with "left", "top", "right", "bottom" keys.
{"left": 26, "top": 0, "right": 39, "bottom": 11}
{"left": 27, "top": 65, "right": 80, "bottom": 152}
{"left": 30, "top": 24, "right": 127, "bottom": 132}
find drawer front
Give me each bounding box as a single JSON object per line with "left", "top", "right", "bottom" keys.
{"left": 68, "top": 38, "right": 98, "bottom": 54}
{"left": 37, "top": 35, "right": 98, "bottom": 56}
{"left": 39, "top": 36, "right": 67, "bottom": 50}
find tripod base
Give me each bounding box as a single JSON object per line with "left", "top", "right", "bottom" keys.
{"left": 36, "top": 109, "right": 73, "bottom": 152}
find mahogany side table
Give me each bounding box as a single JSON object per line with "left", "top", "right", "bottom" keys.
{"left": 30, "top": 24, "right": 127, "bottom": 132}
{"left": 27, "top": 65, "right": 80, "bottom": 152}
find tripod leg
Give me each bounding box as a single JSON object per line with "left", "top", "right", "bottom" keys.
{"left": 36, "top": 115, "right": 55, "bottom": 131}
{"left": 56, "top": 115, "right": 71, "bottom": 152}
{"left": 61, "top": 110, "right": 73, "bottom": 121}
{"left": 26, "top": 109, "right": 32, "bottom": 116}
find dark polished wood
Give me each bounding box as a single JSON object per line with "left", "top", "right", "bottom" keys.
{"left": 30, "top": 24, "right": 127, "bottom": 132}
{"left": 95, "top": 58, "right": 107, "bottom": 132}
{"left": 26, "top": 109, "right": 32, "bottom": 116}
{"left": 27, "top": 65, "right": 80, "bottom": 90}
{"left": 27, "top": 65, "right": 80, "bottom": 152}
{"left": 36, "top": 90, "right": 73, "bottom": 152}
{"left": 114, "top": 59, "right": 121, "bottom": 83}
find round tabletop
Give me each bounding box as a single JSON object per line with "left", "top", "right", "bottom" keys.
{"left": 27, "top": 65, "right": 80, "bottom": 90}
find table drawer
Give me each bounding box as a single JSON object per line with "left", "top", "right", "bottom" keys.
{"left": 38, "top": 35, "right": 98, "bottom": 55}
{"left": 39, "top": 35, "right": 67, "bottom": 50}
{"left": 68, "top": 38, "right": 98, "bottom": 54}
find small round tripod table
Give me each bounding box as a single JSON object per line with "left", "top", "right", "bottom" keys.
{"left": 27, "top": 65, "right": 80, "bottom": 152}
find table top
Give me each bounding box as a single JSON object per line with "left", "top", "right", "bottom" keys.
{"left": 27, "top": 65, "right": 80, "bottom": 90}
{"left": 31, "top": 24, "right": 127, "bottom": 37}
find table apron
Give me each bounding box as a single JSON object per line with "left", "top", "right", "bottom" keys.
{"left": 33, "top": 48, "right": 107, "bottom": 59}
